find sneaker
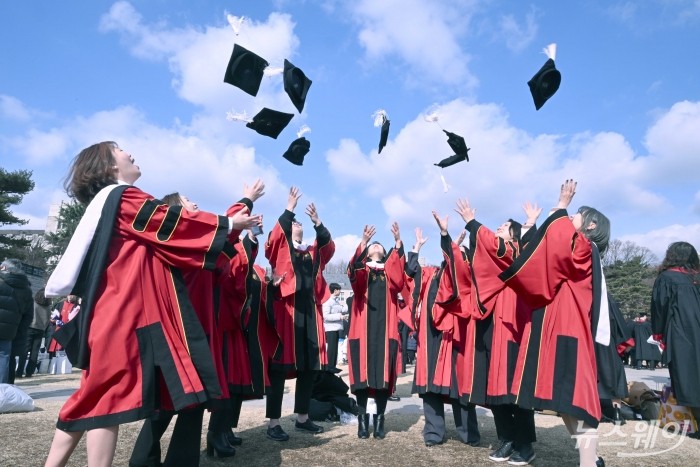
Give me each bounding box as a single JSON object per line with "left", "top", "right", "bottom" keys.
{"left": 266, "top": 425, "right": 289, "bottom": 442}
{"left": 388, "top": 395, "right": 401, "bottom": 402}
{"left": 488, "top": 440, "right": 515, "bottom": 462}
{"left": 295, "top": 419, "right": 324, "bottom": 433}
{"left": 507, "top": 443, "right": 535, "bottom": 465}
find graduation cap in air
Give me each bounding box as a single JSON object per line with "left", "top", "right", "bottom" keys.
{"left": 223, "top": 44, "right": 269, "bottom": 97}
{"left": 434, "top": 130, "right": 470, "bottom": 167}
{"left": 245, "top": 108, "right": 294, "bottom": 139}
{"left": 282, "top": 126, "right": 311, "bottom": 165}
{"left": 528, "top": 43, "right": 561, "bottom": 110}
{"left": 283, "top": 59, "right": 312, "bottom": 113}
{"left": 373, "top": 110, "right": 390, "bottom": 154}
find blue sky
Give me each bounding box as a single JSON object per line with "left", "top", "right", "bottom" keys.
{"left": 2, "top": 0, "right": 699, "bottom": 265}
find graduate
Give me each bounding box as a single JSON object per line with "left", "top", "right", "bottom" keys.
{"left": 455, "top": 200, "right": 541, "bottom": 465}
{"left": 650, "top": 241, "right": 700, "bottom": 434}
{"left": 408, "top": 216, "right": 480, "bottom": 448}
{"left": 264, "top": 187, "right": 336, "bottom": 441}
{"left": 44, "top": 142, "right": 261, "bottom": 467}
{"left": 347, "top": 222, "right": 406, "bottom": 439}
{"left": 498, "top": 180, "right": 611, "bottom": 467}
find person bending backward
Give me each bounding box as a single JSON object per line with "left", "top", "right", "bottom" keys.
{"left": 497, "top": 180, "right": 611, "bottom": 467}
{"left": 347, "top": 222, "right": 406, "bottom": 440}
{"left": 454, "top": 199, "right": 541, "bottom": 465}
{"left": 651, "top": 241, "right": 700, "bottom": 435}
{"left": 264, "top": 186, "right": 336, "bottom": 441}
{"left": 407, "top": 215, "right": 481, "bottom": 448}
{"left": 129, "top": 183, "right": 264, "bottom": 466}
{"left": 43, "top": 142, "right": 261, "bottom": 467}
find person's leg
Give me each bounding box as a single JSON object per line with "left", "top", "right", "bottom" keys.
{"left": 0, "top": 340, "right": 11, "bottom": 384}
{"left": 453, "top": 400, "right": 480, "bottom": 445}
{"left": 44, "top": 429, "right": 83, "bottom": 467}
{"left": 226, "top": 396, "right": 244, "bottom": 445}
{"left": 129, "top": 413, "right": 173, "bottom": 467}
{"left": 561, "top": 414, "right": 598, "bottom": 467}
{"left": 266, "top": 370, "right": 285, "bottom": 427}
{"left": 422, "top": 393, "right": 447, "bottom": 444}
{"left": 373, "top": 389, "right": 390, "bottom": 439}
{"left": 294, "top": 370, "right": 316, "bottom": 422}
{"left": 86, "top": 426, "right": 119, "bottom": 467}
{"left": 325, "top": 331, "right": 339, "bottom": 370}
{"left": 25, "top": 330, "right": 43, "bottom": 376}
{"left": 164, "top": 406, "right": 208, "bottom": 465}
{"left": 355, "top": 389, "right": 370, "bottom": 438}
{"left": 16, "top": 333, "right": 31, "bottom": 377}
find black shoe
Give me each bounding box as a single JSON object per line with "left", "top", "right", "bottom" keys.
{"left": 295, "top": 419, "right": 324, "bottom": 433}
{"left": 266, "top": 425, "right": 290, "bottom": 442}
{"left": 358, "top": 413, "right": 370, "bottom": 439}
{"left": 425, "top": 437, "right": 445, "bottom": 447}
{"left": 489, "top": 440, "right": 515, "bottom": 462}
{"left": 331, "top": 367, "right": 342, "bottom": 374}
{"left": 206, "top": 431, "right": 236, "bottom": 458}
{"left": 388, "top": 395, "right": 401, "bottom": 402}
{"left": 687, "top": 431, "right": 700, "bottom": 439}
{"left": 507, "top": 443, "right": 535, "bottom": 465}
{"left": 225, "top": 429, "right": 243, "bottom": 446}
{"left": 466, "top": 439, "right": 480, "bottom": 447}
{"left": 373, "top": 414, "right": 386, "bottom": 439}
{"left": 596, "top": 457, "right": 605, "bottom": 467}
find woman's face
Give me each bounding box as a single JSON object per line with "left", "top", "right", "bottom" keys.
{"left": 495, "top": 221, "right": 513, "bottom": 241}
{"left": 291, "top": 220, "right": 303, "bottom": 242}
{"left": 179, "top": 195, "right": 199, "bottom": 212}
{"left": 112, "top": 145, "right": 141, "bottom": 184}
{"left": 570, "top": 212, "right": 584, "bottom": 231}
{"left": 368, "top": 243, "right": 386, "bottom": 260}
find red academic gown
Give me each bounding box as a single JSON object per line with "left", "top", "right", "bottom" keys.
{"left": 499, "top": 209, "right": 602, "bottom": 428}
{"left": 412, "top": 235, "right": 469, "bottom": 400}
{"left": 347, "top": 244, "right": 406, "bottom": 394}
{"left": 265, "top": 209, "right": 335, "bottom": 376}
{"left": 467, "top": 220, "right": 530, "bottom": 405}
{"left": 55, "top": 186, "right": 234, "bottom": 431}
{"left": 48, "top": 300, "right": 77, "bottom": 353}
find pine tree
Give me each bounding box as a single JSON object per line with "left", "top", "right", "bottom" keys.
{"left": 0, "top": 168, "right": 35, "bottom": 259}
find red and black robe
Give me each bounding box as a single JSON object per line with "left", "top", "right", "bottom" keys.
{"left": 347, "top": 244, "right": 406, "bottom": 394}
{"left": 499, "top": 209, "right": 601, "bottom": 428}
{"left": 411, "top": 235, "right": 468, "bottom": 400}
{"left": 264, "top": 209, "right": 335, "bottom": 375}
{"left": 54, "top": 186, "right": 234, "bottom": 431}
{"left": 467, "top": 220, "right": 530, "bottom": 405}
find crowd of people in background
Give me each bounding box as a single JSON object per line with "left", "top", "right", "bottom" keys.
{"left": 0, "top": 142, "right": 699, "bottom": 467}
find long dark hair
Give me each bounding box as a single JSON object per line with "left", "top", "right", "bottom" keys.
{"left": 65, "top": 141, "right": 119, "bottom": 204}
{"left": 507, "top": 218, "right": 522, "bottom": 244}
{"left": 660, "top": 241, "right": 699, "bottom": 273}
{"left": 161, "top": 192, "right": 182, "bottom": 207}
{"left": 577, "top": 206, "right": 611, "bottom": 253}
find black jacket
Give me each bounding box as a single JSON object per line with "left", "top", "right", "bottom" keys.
{"left": 0, "top": 271, "right": 33, "bottom": 340}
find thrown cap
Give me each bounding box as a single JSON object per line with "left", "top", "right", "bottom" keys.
{"left": 282, "top": 136, "right": 310, "bottom": 165}
{"left": 435, "top": 130, "right": 470, "bottom": 167}
{"left": 528, "top": 44, "right": 561, "bottom": 110}
{"left": 378, "top": 118, "right": 390, "bottom": 154}
{"left": 224, "top": 44, "right": 269, "bottom": 97}
{"left": 283, "top": 59, "right": 312, "bottom": 113}
{"left": 245, "top": 108, "right": 294, "bottom": 139}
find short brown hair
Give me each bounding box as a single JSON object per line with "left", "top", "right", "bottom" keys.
{"left": 65, "top": 141, "right": 118, "bottom": 204}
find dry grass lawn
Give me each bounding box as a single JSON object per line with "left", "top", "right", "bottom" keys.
{"left": 1, "top": 370, "right": 696, "bottom": 466}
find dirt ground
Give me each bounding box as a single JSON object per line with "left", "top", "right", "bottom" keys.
{"left": 1, "top": 370, "right": 696, "bottom": 466}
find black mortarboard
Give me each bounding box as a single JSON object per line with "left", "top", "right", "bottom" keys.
{"left": 378, "top": 118, "right": 390, "bottom": 154}
{"left": 443, "top": 130, "right": 469, "bottom": 160}
{"left": 282, "top": 136, "right": 310, "bottom": 165}
{"left": 283, "top": 59, "right": 312, "bottom": 113}
{"left": 434, "top": 153, "right": 469, "bottom": 168}
{"left": 245, "top": 108, "right": 294, "bottom": 139}
{"left": 223, "top": 44, "right": 269, "bottom": 97}
{"left": 528, "top": 57, "right": 561, "bottom": 110}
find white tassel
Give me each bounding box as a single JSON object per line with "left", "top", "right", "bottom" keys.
{"left": 542, "top": 43, "right": 557, "bottom": 61}
{"left": 440, "top": 172, "right": 450, "bottom": 193}
{"left": 424, "top": 111, "right": 440, "bottom": 123}
{"left": 372, "top": 109, "right": 388, "bottom": 127}
{"left": 226, "top": 110, "right": 252, "bottom": 123}
{"left": 263, "top": 66, "right": 283, "bottom": 77}
{"left": 296, "top": 125, "right": 311, "bottom": 138}
{"left": 226, "top": 14, "right": 245, "bottom": 35}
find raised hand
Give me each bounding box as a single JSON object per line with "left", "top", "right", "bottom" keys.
{"left": 456, "top": 229, "right": 467, "bottom": 246}
{"left": 414, "top": 227, "right": 428, "bottom": 252}
{"left": 271, "top": 271, "right": 287, "bottom": 287}
{"left": 243, "top": 179, "right": 265, "bottom": 202}
{"left": 522, "top": 201, "right": 542, "bottom": 226}
{"left": 305, "top": 202, "right": 321, "bottom": 226}
{"left": 557, "top": 179, "right": 577, "bottom": 209}
{"left": 230, "top": 210, "right": 263, "bottom": 231}
{"left": 455, "top": 198, "right": 476, "bottom": 224}
{"left": 286, "top": 186, "right": 302, "bottom": 212}
{"left": 391, "top": 221, "right": 401, "bottom": 245}
{"left": 432, "top": 211, "right": 449, "bottom": 236}
{"left": 361, "top": 225, "right": 376, "bottom": 248}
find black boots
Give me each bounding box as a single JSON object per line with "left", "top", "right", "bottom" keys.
{"left": 358, "top": 413, "right": 370, "bottom": 439}
{"left": 206, "top": 430, "right": 236, "bottom": 458}
{"left": 373, "top": 414, "right": 386, "bottom": 439}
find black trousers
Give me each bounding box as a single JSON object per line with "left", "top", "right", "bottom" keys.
{"left": 22, "top": 328, "right": 45, "bottom": 376}
{"left": 491, "top": 403, "right": 537, "bottom": 446}
{"left": 325, "top": 331, "right": 339, "bottom": 370}
{"left": 422, "top": 393, "right": 480, "bottom": 444}
{"left": 129, "top": 405, "right": 205, "bottom": 467}
{"left": 209, "top": 395, "right": 243, "bottom": 431}
{"left": 266, "top": 369, "right": 316, "bottom": 419}
{"left": 355, "top": 389, "right": 390, "bottom": 415}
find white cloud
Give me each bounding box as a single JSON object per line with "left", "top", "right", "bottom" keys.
{"left": 498, "top": 10, "right": 538, "bottom": 53}
{"left": 0, "top": 95, "right": 32, "bottom": 122}
{"left": 329, "top": 233, "right": 363, "bottom": 265}
{"left": 346, "top": 0, "right": 478, "bottom": 88}
{"left": 10, "top": 128, "right": 70, "bottom": 165}
{"left": 620, "top": 223, "right": 700, "bottom": 261}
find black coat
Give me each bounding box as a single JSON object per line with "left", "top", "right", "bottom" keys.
{"left": 0, "top": 271, "right": 33, "bottom": 340}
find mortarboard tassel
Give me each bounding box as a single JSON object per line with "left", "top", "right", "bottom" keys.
{"left": 440, "top": 171, "right": 450, "bottom": 193}
{"left": 372, "top": 109, "right": 388, "bottom": 127}
{"left": 226, "top": 110, "right": 253, "bottom": 123}
{"left": 226, "top": 14, "right": 245, "bottom": 36}
{"left": 542, "top": 43, "right": 557, "bottom": 61}
{"left": 263, "top": 66, "right": 284, "bottom": 77}
{"left": 297, "top": 125, "right": 311, "bottom": 138}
